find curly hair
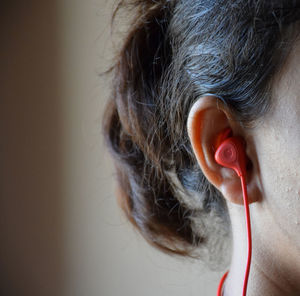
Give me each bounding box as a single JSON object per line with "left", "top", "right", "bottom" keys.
{"left": 103, "top": 0, "right": 300, "bottom": 269}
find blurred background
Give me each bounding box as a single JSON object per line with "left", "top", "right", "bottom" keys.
{"left": 0, "top": 1, "right": 225, "bottom": 295}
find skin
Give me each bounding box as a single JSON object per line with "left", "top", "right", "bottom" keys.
{"left": 187, "top": 38, "right": 300, "bottom": 295}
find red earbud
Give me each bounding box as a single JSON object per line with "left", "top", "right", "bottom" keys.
{"left": 215, "top": 130, "right": 252, "bottom": 296}
{"left": 214, "top": 133, "right": 247, "bottom": 178}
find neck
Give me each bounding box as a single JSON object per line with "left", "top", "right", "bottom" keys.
{"left": 223, "top": 202, "right": 300, "bottom": 296}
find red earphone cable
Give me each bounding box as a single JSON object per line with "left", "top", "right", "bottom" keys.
{"left": 217, "top": 270, "right": 228, "bottom": 295}
{"left": 217, "top": 174, "right": 252, "bottom": 296}
{"left": 241, "top": 174, "right": 252, "bottom": 296}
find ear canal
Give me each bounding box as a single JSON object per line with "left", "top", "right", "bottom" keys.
{"left": 214, "top": 137, "right": 247, "bottom": 178}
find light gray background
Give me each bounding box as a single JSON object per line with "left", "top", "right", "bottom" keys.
{"left": 1, "top": 1, "right": 227, "bottom": 295}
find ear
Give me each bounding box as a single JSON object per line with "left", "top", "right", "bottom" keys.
{"left": 187, "top": 95, "right": 261, "bottom": 205}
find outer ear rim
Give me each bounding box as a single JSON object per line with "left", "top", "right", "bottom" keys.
{"left": 187, "top": 95, "right": 235, "bottom": 186}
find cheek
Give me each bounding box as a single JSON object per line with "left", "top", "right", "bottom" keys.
{"left": 255, "top": 128, "right": 300, "bottom": 243}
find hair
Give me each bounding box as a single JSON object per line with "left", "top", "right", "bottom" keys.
{"left": 103, "top": 0, "right": 300, "bottom": 269}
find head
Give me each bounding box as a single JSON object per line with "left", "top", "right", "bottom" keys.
{"left": 103, "top": 0, "right": 300, "bottom": 271}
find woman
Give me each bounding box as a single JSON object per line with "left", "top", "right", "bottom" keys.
{"left": 103, "top": 0, "right": 300, "bottom": 295}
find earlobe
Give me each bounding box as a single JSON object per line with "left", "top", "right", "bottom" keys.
{"left": 187, "top": 95, "right": 261, "bottom": 205}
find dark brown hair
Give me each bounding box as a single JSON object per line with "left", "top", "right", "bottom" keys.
{"left": 103, "top": 0, "right": 300, "bottom": 268}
